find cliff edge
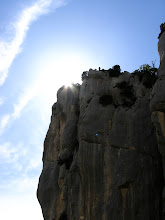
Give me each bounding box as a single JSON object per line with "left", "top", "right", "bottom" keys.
{"left": 37, "top": 28, "right": 165, "bottom": 220}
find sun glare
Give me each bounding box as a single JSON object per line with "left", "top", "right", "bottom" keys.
{"left": 64, "top": 82, "right": 73, "bottom": 88}
{"left": 35, "top": 53, "right": 90, "bottom": 105}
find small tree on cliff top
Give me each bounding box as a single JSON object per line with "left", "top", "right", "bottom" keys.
{"left": 134, "top": 64, "right": 157, "bottom": 75}
{"left": 133, "top": 64, "right": 158, "bottom": 88}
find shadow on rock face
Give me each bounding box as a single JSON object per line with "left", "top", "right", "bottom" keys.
{"left": 99, "top": 95, "right": 113, "bottom": 106}
{"left": 59, "top": 212, "right": 67, "bottom": 220}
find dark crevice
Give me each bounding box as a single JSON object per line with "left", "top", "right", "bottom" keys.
{"left": 60, "top": 112, "right": 67, "bottom": 123}
{"left": 118, "top": 181, "right": 133, "bottom": 189}
{"left": 59, "top": 212, "right": 67, "bottom": 220}
{"left": 80, "top": 139, "right": 102, "bottom": 145}
{"left": 110, "top": 144, "right": 157, "bottom": 159}
{"left": 87, "top": 98, "right": 92, "bottom": 104}
{"left": 58, "top": 143, "right": 79, "bottom": 170}
{"left": 65, "top": 154, "right": 73, "bottom": 170}
{"left": 75, "top": 109, "right": 80, "bottom": 117}
{"left": 121, "top": 98, "right": 137, "bottom": 108}
{"left": 57, "top": 154, "right": 73, "bottom": 169}
{"left": 99, "top": 95, "right": 113, "bottom": 106}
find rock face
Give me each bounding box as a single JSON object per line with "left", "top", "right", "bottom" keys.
{"left": 150, "top": 31, "right": 165, "bottom": 216}
{"left": 37, "top": 32, "right": 165, "bottom": 220}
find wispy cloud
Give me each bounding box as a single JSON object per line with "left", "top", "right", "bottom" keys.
{"left": 0, "top": 84, "right": 40, "bottom": 134}
{"left": 12, "top": 87, "right": 37, "bottom": 119}
{"left": 0, "top": 0, "right": 68, "bottom": 134}
{"left": 0, "top": 142, "right": 14, "bottom": 161}
{"left": 0, "top": 174, "right": 39, "bottom": 196}
{"left": 0, "top": 142, "right": 26, "bottom": 164}
{"left": 0, "top": 114, "right": 10, "bottom": 135}
{"left": 0, "top": 140, "right": 42, "bottom": 196}
{"left": 26, "top": 153, "right": 42, "bottom": 172}
{"left": 0, "top": 0, "right": 68, "bottom": 86}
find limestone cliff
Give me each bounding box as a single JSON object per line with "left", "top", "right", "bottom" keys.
{"left": 37, "top": 29, "right": 165, "bottom": 220}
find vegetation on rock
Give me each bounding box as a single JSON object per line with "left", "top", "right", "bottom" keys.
{"left": 133, "top": 64, "right": 158, "bottom": 88}
{"left": 81, "top": 71, "right": 88, "bottom": 80}
{"left": 115, "top": 81, "right": 136, "bottom": 107}
{"left": 108, "top": 65, "right": 122, "bottom": 77}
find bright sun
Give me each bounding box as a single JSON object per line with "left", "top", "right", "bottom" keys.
{"left": 36, "top": 53, "right": 90, "bottom": 103}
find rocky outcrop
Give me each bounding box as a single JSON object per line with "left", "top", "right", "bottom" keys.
{"left": 37, "top": 29, "right": 165, "bottom": 220}
{"left": 150, "top": 31, "right": 165, "bottom": 216}
{"left": 37, "top": 84, "right": 80, "bottom": 220}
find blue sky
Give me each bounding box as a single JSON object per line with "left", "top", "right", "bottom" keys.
{"left": 0, "top": 0, "right": 165, "bottom": 219}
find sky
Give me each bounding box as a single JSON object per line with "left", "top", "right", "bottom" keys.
{"left": 0, "top": 0, "right": 165, "bottom": 219}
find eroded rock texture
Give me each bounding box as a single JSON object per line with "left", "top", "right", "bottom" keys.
{"left": 150, "top": 31, "right": 165, "bottom": 216}
{"left": 37, "top": 33, "right": 165, "bottom": 220}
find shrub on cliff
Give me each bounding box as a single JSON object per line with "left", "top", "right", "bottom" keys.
{"left": 115, "top": 81, "right": 136, "bottom": 107}
{"left": 108, "top": 65, "right": 122, "bottom": 77}
{"left": 133, "top": 64, "right": 158, "bottom": 88}
{"left": 81, "top": 71, "right": 88, "bottom": 80}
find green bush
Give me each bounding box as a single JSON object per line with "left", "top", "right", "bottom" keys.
{"left": 115, "top": 81, "right": 136, "bottom": 107}
{"left": 133, "top": 64, "right": 158, "bottom": 88}
{"left": 108, "top": 65, "right": 122, "bottom": 77}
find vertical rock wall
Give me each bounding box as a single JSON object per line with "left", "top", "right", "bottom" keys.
{"left": 37, "top": 85, "right": 80, "bottom": 220}
{"left": 150, "top": 31, "right": 165, "bottom": 216}
{"left": 37, "top": 31, "right": 165, "bottom": 220}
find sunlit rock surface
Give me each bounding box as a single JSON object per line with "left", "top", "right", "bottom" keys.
{"left": 37, "top": 31, "right": 165, "bottom": 220}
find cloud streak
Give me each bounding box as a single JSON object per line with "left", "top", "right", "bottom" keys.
{"left": 0, "top": 82, "right": 43, "bottom": 135}
{"left": 0, "top": 115, "right": 10, "bottom": 135}
{"left": 12, "top": 86, "right": 38, "bottom": 119}
{"left": 0, "top": 0, "right": 67, "bottom": 86}
{"left": 0, "top": 142, "right": 27, "bottom": 164}
{"left": 0, "top": 84, "right": 39, "bottom": 135}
